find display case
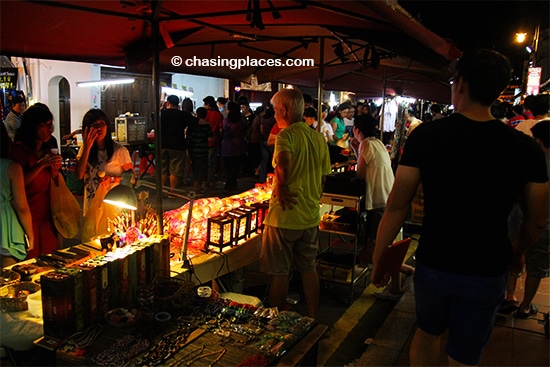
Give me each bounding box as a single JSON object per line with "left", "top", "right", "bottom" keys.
{"left": 317, "top": 193, "right": 368, "bottom": 304}
{"left": 115, "top": 115, "right": 148, "bottom": 144}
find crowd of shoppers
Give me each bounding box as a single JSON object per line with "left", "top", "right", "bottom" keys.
{"left": 1, "top": 52, "right": 548, "bottom": 367}
{"left": 153, "top": 91, "right": 458, "bottom": 195}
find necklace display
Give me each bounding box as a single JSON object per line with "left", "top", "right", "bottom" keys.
{"left": 80, "top": 300, "right": 314, "bottom": 367}
{"left": 133, "top": 321, "right": 191, "bottom": 366}
{"left": 62, "top": 324, "right": 104, "bottom": 355}
{"left": 167, "top": 344, "right": 205, "bottom": 367}
{"left": 91, "top": 334, "right": 150, "bottom": 366}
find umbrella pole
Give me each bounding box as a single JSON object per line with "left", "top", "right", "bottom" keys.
{"left": 380, "top": 67, "right": 387, "bottom": 141}
{"left": 317, "top": 37, "right": 325, "bottom": 131}
{"left": 151, "top": 16, "right": 164, "bottom": 235}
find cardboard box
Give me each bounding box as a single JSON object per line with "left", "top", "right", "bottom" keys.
{"left": 134, "top": 235, "right": 169, "bottom": 281}
{"left": 317, "top": 252, "right": 356, "bottom": 283}
{"left": 320, "top": 213, "right": 353, "bottom": 233}
{"left": 56, "top": 267, "right": 85, "bottom": 333}
{"left": 93, "top": 258, "right": 110, "bottom": 316}
{"left": 127, "top": 248, "right": 138, "bottom": 306}
{"left": 317, "top": 262, "right": 354, "bottom": 283}
{"left": 118, "top": 255, "right": 131, "bottom": 307}
{"left": 152, "top": 236, "right": 170, "bottom": 278}
{"left": 70, "top": 262, "right": 99, "bottom": 326}
{"left": 105, "top": 254, "right": 121, "bottom": 310}
{"left": 41, "top": 271, "right": 76, "bottom": 339}
{"left": 134, "top": 244, "right": 149, "bottom": 286}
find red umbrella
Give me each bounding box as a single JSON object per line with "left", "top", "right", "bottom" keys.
{"left": 0, "top": 0, "right": 462, "bottom": 230}
{"left": 1, "top": 0, "right": 460, "bottom": 100}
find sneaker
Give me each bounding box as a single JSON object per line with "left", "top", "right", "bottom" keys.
{"left": 516, "top": 303, "right": 538, "bottom": 319}
{"left": 286, "top": 293, "right": 300, "bottom": 305}
{"left": 374, "top": 287, "right": 402, "bottom": 301}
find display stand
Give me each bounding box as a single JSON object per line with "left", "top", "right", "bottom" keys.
{"left": 317, "top": 193, "right": 368, "bottom": 304}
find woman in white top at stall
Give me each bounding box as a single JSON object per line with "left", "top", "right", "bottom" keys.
{"left": 75, "top": 109, "right": 134, "bottom": 243}
{"left": 350, "top": 114, "right": 414, "bottom": 300}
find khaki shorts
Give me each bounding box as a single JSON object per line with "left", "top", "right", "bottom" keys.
{"left": 260, "top": 225, "right": 319, "bottom": 276}
{"left": 161, "top": 149, "right": 186, "bottom": 177}
{"left": 525, "top": 236, "right": 550, "bottom": 278}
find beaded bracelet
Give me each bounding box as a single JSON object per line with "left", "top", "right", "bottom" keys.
{"left": 155, "top": 311, "right": 172, "bottom": 322}
{"left": 134, "top": 326, "right": 192, "bottom": 366}
{"left": 92, "top": 334, "right": 149, "bottom": 366}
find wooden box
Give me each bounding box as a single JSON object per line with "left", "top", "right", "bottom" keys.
{"left": 41, "top": 271, "right": 77, "bottom": 339}
{"left": 69, "top": 262, "right": 99, "bottom": 326}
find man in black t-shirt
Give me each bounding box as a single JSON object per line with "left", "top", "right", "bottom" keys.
{"left": 371, "top": 50, "right": 548, "bottom": 366}
{"left": 160, "top": 95, "right": 197, "bottom": 190}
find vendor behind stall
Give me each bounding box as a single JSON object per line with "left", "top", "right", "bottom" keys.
{"left": 75, "top": 109, "right": 134, "bottom": 243}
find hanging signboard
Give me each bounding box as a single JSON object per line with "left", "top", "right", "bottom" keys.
{"left": 526, "top": 67, "right": 542, "bottom": 95}
{"left": 0, "top": 68, "right": 18, "bottom": 89}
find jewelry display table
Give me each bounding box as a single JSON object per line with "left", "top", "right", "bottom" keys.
{"left": 55, "top": 313, "right": 327, "bottom": 367}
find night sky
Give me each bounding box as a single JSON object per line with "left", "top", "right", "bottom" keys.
{"left": 400, "top": 1, "right": 549, "bottom": 80}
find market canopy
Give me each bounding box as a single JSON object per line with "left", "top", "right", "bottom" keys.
{"left": 1, "top": 0, "right": 463, "bottom": 233}
{"left": 1, "top": 0, "right": 461, "bottom": 102}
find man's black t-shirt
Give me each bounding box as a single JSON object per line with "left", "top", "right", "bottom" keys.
{"left": 400, "top": 113, "right": 548, "bottom": 276}
{"left": 160, "top": 109, "right": 196, "bottom": 150}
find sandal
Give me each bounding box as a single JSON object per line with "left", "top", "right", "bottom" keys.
{"left": 498, "top": 299, "right": 519, "bottom": 315}
{"left": 516, "top": 303, "right": 538, "bottom": 319}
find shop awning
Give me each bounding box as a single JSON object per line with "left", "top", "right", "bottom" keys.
{"left": 1, "top": 0, "right": 461, "bottom": 102}
{"left": 0, "top": 0, "right": 462, "bottom": 233}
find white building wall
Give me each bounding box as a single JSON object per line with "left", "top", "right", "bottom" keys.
{"left": 9, "top": 57, "right": 228, "bottom": 142}
{"left": 171, "top": 73, "right": 228, "bottom": 110}
{"left": 10, "top": 57, "right": 98, "bottom": 143}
